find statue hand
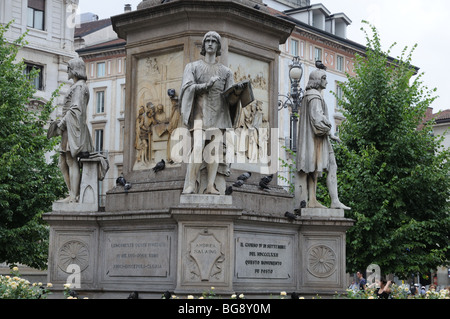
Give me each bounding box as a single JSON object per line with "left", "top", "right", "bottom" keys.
{"left": 206, "top": 76, "right": 220, "bottom": 89}
{"left": 330, "top": 135, "right": 342, "bottom": 143}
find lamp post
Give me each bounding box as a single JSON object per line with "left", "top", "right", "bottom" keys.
{"left": 278, "top": 56, "right": 304, "bottom": 152}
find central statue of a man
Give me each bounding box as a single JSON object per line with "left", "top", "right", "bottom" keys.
{"left": 180, "top": 31, "right": 244, "bottom": 195}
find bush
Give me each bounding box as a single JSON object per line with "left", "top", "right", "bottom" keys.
{"left": 0, "top": 267, "right": 52, "bottom": 299}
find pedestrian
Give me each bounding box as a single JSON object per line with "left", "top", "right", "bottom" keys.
{"left": 356, "top": 271, "right": 367, "bottom": 290}
{"left": 376, "top": 278, "right": 392, "bottom": 299}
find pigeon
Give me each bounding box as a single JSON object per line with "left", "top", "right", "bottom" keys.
{"left": 233, "top": 180, "right": 244, "bottom": 187}
{"left": 237, "top": 172, "right": 251, "bottom": 181}
{"left": 152, "top": 159, "right": 165, "bottom": 173}
{"left": 124, "top": 182, "right": 132, "bottom": 193}
{"left": 116, "top": 175, "right": 126, "bottom": 187}
{"left": 315, "top": 60, "right": 327, "bottom": 71}
{"left": 162, "top": 291, "right": 172, "bottom": 299}
{"left": 260, "top": 174, "right": 273, "bottom": 185}
{"left": 167, "top": 89, "right": 176, "bottom": 98}
{"left": 127, "top": 291, "right": 139, "bottom": 299}
{"left": 300, "top": 200, "right": 307, "bottom": 209}
{"left": 291, "top": 292, "right": 300, "bottom": 299}
{"left": 259, "top": 179, "right": 270, "bottom": 191}
{"left": 225, "top": 186, "right": 233, "bottom": 196}
{"left": 285, "top": 211, "right": 297, "bottom": 221}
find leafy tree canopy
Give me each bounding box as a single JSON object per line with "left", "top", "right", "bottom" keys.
{"left": 0, "top": 21, "right": 66, "bottom": 269}
{"left": 333, "top": 22, "right": 450, "bottom": 279}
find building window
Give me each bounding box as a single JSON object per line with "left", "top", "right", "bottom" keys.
{"left": 336, "top": 55, "right": 344, "bottom": 72}
{"left": 97, "top": 62, "right": 106, "bottom": 77}
{"left": 314, "top": 47, "right": 323, "bottom": 61}
{"left": 24, "top": 63, "right": 43, "bottom": 91}
{"left": 96, "top": 90, "right": 105, "bottom": 113}
{"left": 27, "top": 0, "right": 45, "bottom": 30}
{"left": 291, "top": 39, "right": 299, "bottom": 56}
{"left": 94, "top": 129, "right": 104, "bottom": 153}
{"left": 336, "top": 83, "right": 343, "bottom": 110}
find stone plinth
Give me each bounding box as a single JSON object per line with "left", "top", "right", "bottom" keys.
{"left": 301, "top": 208, "right": 345, "bottom": 218}
{"left": 43, "top": 206, "right": 353, "bottom": 298}
{"left": 52, "top": 159, "right": 101, "bottom": 212}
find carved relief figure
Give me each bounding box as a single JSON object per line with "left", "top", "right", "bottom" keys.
{"left": 166, "top": 90, "right": 181, "bottom": 163}
{"left": 57, "top": 58, "right": 94, "bottom": 203}
{"left": 296, "top": 69, "right": 350, "bottom": 210}
{"left": 180, "top": 31, "right": 247, "bottom": 195}
{"left": 236, "top": 100, "right": 269, "bottom": 162}
{"left": 135, "top": 102, "right": 156, "bottom": 164}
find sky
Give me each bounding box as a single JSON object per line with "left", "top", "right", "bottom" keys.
{"left": 77, "top": 0, "right": 449, "bottom": 112}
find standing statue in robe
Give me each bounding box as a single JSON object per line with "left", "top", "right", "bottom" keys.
{"left": 57, "top": 58, "right": 94, "bottom": 203}
{"left": 296, "top": 68, "right": 350, "bottom": 210}
{"left": 180, "top": 31, "right": 247, "bottom": 195}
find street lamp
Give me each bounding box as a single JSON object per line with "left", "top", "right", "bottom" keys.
{"left": 278, "top": 56, "right": 304, "bottom": 152}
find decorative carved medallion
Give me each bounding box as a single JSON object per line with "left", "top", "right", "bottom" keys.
{"left": 307, "top": 245, "right": 336, "bottom": 278}
{"left": 188, "top": 230, "right": 225, "bottom": 281}
{"left": 58, "top": 240, "right": 89, "bottom": 273}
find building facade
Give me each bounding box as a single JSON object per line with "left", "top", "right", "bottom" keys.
{"left": 1, "top": 0, "right": 79, "bottom": 119}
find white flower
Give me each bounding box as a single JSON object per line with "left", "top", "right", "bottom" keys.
{"left": 187, "top": 295, "right": 194, "bottom": 299}
{"left": 280, "top": 291, "right": 287, "bottom": 296}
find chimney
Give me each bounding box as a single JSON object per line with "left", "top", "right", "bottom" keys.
{"left": 124, "top": 4, "right": 132, "bottom": 12}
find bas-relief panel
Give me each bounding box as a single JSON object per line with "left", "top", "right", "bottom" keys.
{"left": 228, "top": 53, "right": 271, "bottom": 166}
{"left": 133, "top": 50, "right": 183, "bottom": 170}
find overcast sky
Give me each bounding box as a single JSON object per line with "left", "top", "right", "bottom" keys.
{"left": 77, "top": 0, "right": 449, "bottom": 112}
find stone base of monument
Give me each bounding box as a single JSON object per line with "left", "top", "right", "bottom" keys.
{"left": 51, "top": 159, "right": 102, "bottom": 213}
{"left": 44, "top": 193, "right": 353, "bottom": 298}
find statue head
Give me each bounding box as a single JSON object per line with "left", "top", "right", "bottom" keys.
{"left": 306, "top": 69, "right": 327, "bottom": 91}
{"left": 200, "top": 31, "right": 222, "bottom": 57}
{"left": 67, "top": 58, "right": 87, "bottom": 81}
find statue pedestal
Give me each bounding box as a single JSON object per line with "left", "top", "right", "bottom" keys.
{"left": 301, "top": 208, "right": 345, "bottom": 218}
{"left": 52, "top": 159, "right": 100, "bottom": 212}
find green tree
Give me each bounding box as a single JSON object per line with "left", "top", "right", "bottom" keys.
{"left": 0, "top": 22, "right": 66, "bottom": 269}
{"left": 334, "top": 22, "right": 450, "bottom": 279}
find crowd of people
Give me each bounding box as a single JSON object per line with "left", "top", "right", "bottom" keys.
{"left": 348, "top": 271, "right": 450, "bottom": 299}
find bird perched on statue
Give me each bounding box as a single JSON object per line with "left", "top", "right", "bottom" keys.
{"left": 259, "top": 179, "right": 270, "bottom": 191}
{"left": 233, "top": 179, "right": 244, "bottom": 187}
{"left": 237, "top": 172, "right": 251, "bottom": 181}
{"left": 152, "top": 159, "right": 165, "bottom": 173}
{"left": 116, "top": 175, "right": 126, "bottom": 187}
{"left": 285, "top": 211, "right": 297, "bottom": 221}
{"left": 259, "top": 174, "right": 273, "bottom": 191}
{"left": 225, "top": 186, "right": 233, "bottom": 196}
{"left": 260, "top": 174, "right": 273, "bottom": 185}
{"left": 300, "top": 200, "right": 307, "bottom": 208}
{"left": 315, "top": 60, "right": 327, "bottom": 70}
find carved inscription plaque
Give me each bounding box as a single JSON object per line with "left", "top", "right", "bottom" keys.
{"left": 105, "top": 232, "right": 171, "bottom": 277}
{"left": 235, "top": 234, "right": 292, "bottom": 279}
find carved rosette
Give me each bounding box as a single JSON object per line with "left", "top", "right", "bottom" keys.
{"left": 58, "top": 240, "right": 89, "bottom": 273}
{"left": 307, "top": 245, "right": 337, "bottom": 278}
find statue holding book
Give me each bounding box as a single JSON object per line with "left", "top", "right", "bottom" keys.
{"left": 180, "top": 31, "right": 253, "bottom": 195}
